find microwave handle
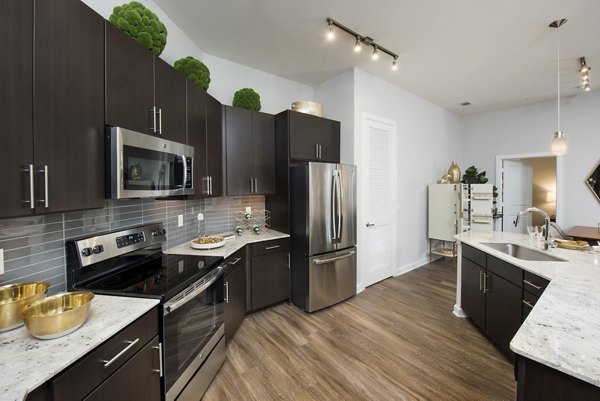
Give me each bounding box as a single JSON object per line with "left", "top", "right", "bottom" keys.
{"left": 164, "top": 266, "right": 224, "bottom": 315}
{"left": 180, "top": 155, "right": 187, "bottom": 189}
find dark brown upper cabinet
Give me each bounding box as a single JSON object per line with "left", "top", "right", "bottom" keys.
{"left": 1, "top": 0, "right": 105, "bottom": 218}
{"left": 223, "top": 106, "right": 275, "bottom": 196}
{"left": 105, "top": 22, "right": 186, "bottom": 143}
{"left": 187, "top": 81, "right": 223, "bottom": 198}
{"left": 287, "top": 111, "right": 340, "bottom": 163}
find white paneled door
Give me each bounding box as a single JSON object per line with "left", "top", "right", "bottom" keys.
{"left": 502, "top": 159, "right": 533, "bottom": 233}
{"left": 362, "top": 114, "right": 397, "bottom": 287}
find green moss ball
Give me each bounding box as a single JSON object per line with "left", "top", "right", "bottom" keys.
{"left": 232, "top": 88, "right": 261, "bottom": 111}
{"left": 109, "top": 1, "right": 167, "bottom": 56}
{"left": 174, "top": 56, "right": 210, "bottom": 90}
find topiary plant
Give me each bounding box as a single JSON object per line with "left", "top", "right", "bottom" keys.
{"left": 174, "top": 56, "right": 210, "bottom": 90}
{"left": 232, "top": 88, "right": 261, "bottom": 111}
{"left": 461, "top": 165, "right": 489, "bottom": 184}
{"left": 109, "top": 1, "right": 167, "bottom": 56}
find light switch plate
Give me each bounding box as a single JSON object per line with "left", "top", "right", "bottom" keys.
{"left": 245, "top": 207, "right": 251, "bottom": 214}
{"left": 178, "top": 214, "right": 184, "bottom": 227}
{"left": 0, "top": 249, "right": 4, "bottom": 275}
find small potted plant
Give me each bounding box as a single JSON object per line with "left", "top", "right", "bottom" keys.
{"left": 109, "top": 1, "right": 167, "bottom": 56}
{"left": 232, "top": 88, "right": 261, "bottom": 111}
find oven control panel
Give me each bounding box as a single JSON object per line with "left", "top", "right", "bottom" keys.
{"left": 116, "top": 232, "right": 145, "bottom": 248}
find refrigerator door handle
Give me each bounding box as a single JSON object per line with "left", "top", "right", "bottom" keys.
{"left": 312, "top": 250, "right": 356, "bottom": 265}
{"left": 331, "top": 171, "right": 337, "bottom": 240}
{"left": 335, "top": 170, "right": 342, "bottom": 240}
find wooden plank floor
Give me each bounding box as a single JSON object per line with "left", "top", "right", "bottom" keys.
{"left": 203, "top": 261, "right": 516, "bottom": 401}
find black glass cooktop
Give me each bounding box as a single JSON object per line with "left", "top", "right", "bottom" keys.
{"left": 80, "top": 252, "right": 223, "bottom": 302}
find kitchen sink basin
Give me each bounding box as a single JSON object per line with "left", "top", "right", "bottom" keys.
{"left": 482, "top": 243, "right": 566, "bottom": 262}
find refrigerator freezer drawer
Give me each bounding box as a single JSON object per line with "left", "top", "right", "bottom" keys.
{"left": 307, "top": 247, "right": 357, "bottom": 312}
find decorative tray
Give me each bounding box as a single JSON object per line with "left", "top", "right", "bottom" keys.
{"left": 191, "top": 236, "right": 226, "bottom": 250}
{"left": 554, "top": 239, "right": 590, "bottom": 251}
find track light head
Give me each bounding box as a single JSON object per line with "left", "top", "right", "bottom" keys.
{"left": 580, "top": 65, "right": 590, "bottom": 73}
{"left": 372, "top": 46, "right": 379, "bottom": 60}
{"left": 584, "top": 83, "right": 591, "bottom": 92}
{"left": 354, "top": 37, "right": 361, "bottom": 52}
{"left": 391, "top": 58, "right": 398, "bottom": 71}
{"left": 327, "top": 21, "right": 335, "bottom": 40}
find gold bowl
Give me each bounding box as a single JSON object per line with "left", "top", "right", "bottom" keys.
{"left": 0, "top": 282, "right": 50, "bottom": 332}
{"left": 291, "top": 101, "right": 323, "bottom": 117}
{"left": 21, "top": 291, "right": 94, "bottom": 340}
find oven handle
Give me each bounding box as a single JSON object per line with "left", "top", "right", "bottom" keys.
{"left": 163, "top": 266, "right": 224, "bottom": 316}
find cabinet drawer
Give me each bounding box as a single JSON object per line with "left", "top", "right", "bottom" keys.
{"left": 223, "top": 246, "right": 246, "bottom": 277}
{"left": 462, "top": 244, "right": 486, "bottom": 267}
{"left": 523, "top": 271, "right": 550, "bottom": 298}
{"left": 251, "top": 238, "right": 290, "bottom": 257}
{"left": 487, "top": 255, "right": 523, "bottom": 287}
{"left": 522, "top": 290, "right": 539, "bottom": 321}
{"left": 52, "top": 307, "right": 159, "bottom": 401}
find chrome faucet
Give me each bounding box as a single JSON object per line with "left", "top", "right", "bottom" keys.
{"left": 514, "top": 207, "right": 552, "bottom": 250}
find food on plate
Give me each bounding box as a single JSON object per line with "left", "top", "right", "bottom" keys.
{"left": 192, "top": 236, "right": 224, "bottom": 245}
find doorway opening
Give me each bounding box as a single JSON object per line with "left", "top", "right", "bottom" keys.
{"left": 495, "top": 153, "right": 561, "bottom": 232}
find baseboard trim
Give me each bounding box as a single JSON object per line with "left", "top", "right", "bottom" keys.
{"left": 453, "top": 304, "right": 468, "bottom": 318}
{"left": 394, "top": 257, "right": 430, "bottom": 276}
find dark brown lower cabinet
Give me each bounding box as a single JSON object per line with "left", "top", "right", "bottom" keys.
{"left": 461, "top": 257, "right": 486, "bottom": 331}
{"left": 224, "top": 249, "right": 246, "bottom": 342}
{"left": 251, "top": 251, "right": 290, "bottom": 311}
{"left": 84, "top": 336, "right": 161, "bottom": 401}
{"left": 485, "top": 271, "right": 522, "bottom": 356}
{"left": 517, "top": 356, "right": 600, "bottom": 401}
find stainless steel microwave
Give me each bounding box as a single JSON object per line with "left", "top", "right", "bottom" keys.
{"left": 106, "top": 127, "right": 194, "bottom": 199}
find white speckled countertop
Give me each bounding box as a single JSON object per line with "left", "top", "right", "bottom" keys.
{"left": 455, "top": 231, "right": 600, "bottom": 387}
{"left": 165, "top": 228, "right": 289, "bottom": 258}
{"left": 0, "top": 295, "right": 158, "bottom": 401}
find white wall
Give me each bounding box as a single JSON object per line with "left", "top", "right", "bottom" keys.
{"left": 463, "top": 91, "right": 600, "bottom": 229}
{"left": 314, "top": 69, "right": 355, "bottom": 164}
{"left": 82, "top": 0, "right": 313, "bottom": 114}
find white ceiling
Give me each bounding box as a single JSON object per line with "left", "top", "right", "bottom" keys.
{"left": 154, "top": 0, "right": 600, "bottom": 115}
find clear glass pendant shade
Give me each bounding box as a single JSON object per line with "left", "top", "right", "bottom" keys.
{"left": 551, "top": 131, "right": 567, "bottom": 155}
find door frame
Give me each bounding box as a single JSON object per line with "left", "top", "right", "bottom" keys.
{"left": 495, "top": 152, "right": 563, "bottom": 228}
{"left": 360, "top": 113, "right": 398, "bottom": 290}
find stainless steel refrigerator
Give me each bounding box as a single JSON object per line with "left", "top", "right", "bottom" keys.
{"left": 290, "top": 162, "right": 357, "bottom": 312}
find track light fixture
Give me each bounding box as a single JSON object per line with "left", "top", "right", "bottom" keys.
{"left": 326, "top": 18, "right": 399, "bottom": 71}
{"left": 579, "top": 57, "right": 591, "bottom": 91}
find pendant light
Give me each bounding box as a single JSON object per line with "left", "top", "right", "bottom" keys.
{"left": 549, "top": 19, "right": 567, "bottom": 155}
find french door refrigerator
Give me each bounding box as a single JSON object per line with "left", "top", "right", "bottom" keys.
{"left": 290, "top": 162, "right": 357, "bottom": 312}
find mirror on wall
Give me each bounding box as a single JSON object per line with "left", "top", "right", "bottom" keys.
{"left": 586, "top": 158, "right": 600, "bottom": 203}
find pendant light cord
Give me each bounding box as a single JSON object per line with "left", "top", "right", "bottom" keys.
{"left": 557, "top": 25, "right": 561, "bottom": 132}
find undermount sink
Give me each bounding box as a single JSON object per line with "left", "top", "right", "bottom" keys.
{"left": 483, "top": 243, "right": 566, "bottom": 262}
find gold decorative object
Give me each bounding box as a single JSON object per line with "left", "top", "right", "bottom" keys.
{"left": 447, "top": 160, "right": 461, "bottom": 183}
{"left": 437, "top": 174, "right": 451, "bottom": 184}
{"left": 21, "top": 291, "right": 94, "bottom": 340}
{"left": 0, "top": 282, "right": 49, "bottom": 332}
{"left": 291, "top": 101, "right": 323, "bottom": 117}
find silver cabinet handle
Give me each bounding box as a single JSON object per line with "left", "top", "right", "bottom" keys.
{"left": 254, "top": 177, "right": 258, "bottom": 194}
{"left": 37, "top": 165, "right": 49, "bottom": 208}
{"left": 522, "top": 300, "right": 535, "bottom": 309}
{"left": 152, "top": 343, "right": 163, "bottom": 377}
{"left": 366, "top": 222, "right": 375, "bottom": 227}
{"left": 224, "top": 281, "right": 229, "bottom": 303}
{"left": 265, "top": 245, "right": 280, "bottom": 250}
{"left": 483, "top": 273, "right": 489, "bottom": 294}
{"left": 523, "top": 280, "right": 542, "bottom": 291}
{"left": 101, "top": 338, "right": 140, "bottom": 368}
{"left": 313, "top": 250, "right": 356, "bottom": 265}
{"left": 23, "top": 164, "right": 35, "bottom": 209}
{"left": 287, "top": 253, "right": 291, "bottom": 269}
{"left": 479, "top": 271, "right": 483, "bottom": 291}
{"left": 318, "top": 144, "right": 322, "bottom": 159}
{"left": 315, "top": 143, "right": 319, "bottom": 159}
{"left": 202, "top": 177, "right": 210, "bottom": 195}
{"left": 209, "top": 176, "right": 213, "bottom": 195}
{"left": 229, "top": 257, "right": 242, "bottom": 265}
{"left": 250, "top": 177, "right": 254, "bottom": 194}
{"left": 150, "top": 106, "right": 157, "bottom": 133}
{"left": 157, "top": 108, "right": 162, "bottom": 135}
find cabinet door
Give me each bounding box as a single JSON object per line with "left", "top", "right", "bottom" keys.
{"left": 486, "top": 271, "right": 522, "bottom": 355}
{"left": 0, "top": 0, "right": 34, "bottom": 218}
{"left": 252, "top": 111, "right": 276, "bottom": 194}
{"left": 83, "top": 336, "right": 161, "bottom": 401}
{"left": 186, "top": 81, "right": 209, "bottom": 197}
{"left": 288, "top": 111, "right": 320, "bottom": 161}
{"left": 34, "top": 0, "right": 105, "bottom": 213}
{"left": 461, "top": 258, "right": 486, "bottom": 331}
{"left": 224, "top": 106, "right": 253, "bottom": 195}
{"left": 206, "top": 94, "right": 224, "bottom": 197}
{"left": 105, "top": 22, "right": 154, "bottom": 134}
{"left": 317, "top": 118, "right": 341, "bottom": 163}
{"left": 224, "top": 262, "right": 246, "bottom": 342}
{"left": 251, "top": 252, "right": 290, "bottom": 311}
{"left": 154, "top": 57, "right": 186, "bottom": 143}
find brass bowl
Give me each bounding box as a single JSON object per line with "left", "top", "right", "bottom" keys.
{"left": 0, "top": 282, "right": 50, "bottom": 332}
{"left": 291, "top": 101, "right": 323, "bottom": 117}
{"left": 21, "top": 291, "right": 94, "bottom": 340}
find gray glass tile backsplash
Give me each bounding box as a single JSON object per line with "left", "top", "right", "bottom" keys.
{"left": 0, "top": 196, "right": 265, "bottom": 294}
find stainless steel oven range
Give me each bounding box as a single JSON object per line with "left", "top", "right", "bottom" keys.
{"left": 66, "top": 223, "right": 225, "bottom": 400}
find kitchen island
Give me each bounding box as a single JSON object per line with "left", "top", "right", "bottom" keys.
{"left": 0, "top": 295, "right": 158, "bottom": 401}
{"left": 454, "top": 231, "right": 600, "bottom": 398}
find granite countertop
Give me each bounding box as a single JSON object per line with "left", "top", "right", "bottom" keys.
{"left": 165, "top": 228, "right": 289, "bottom": 258}
{"left": 455, "top": 231, "right": 600, "bottom": 387}
{"left": 0, "top": 295, "right": 159, "bottom": 401}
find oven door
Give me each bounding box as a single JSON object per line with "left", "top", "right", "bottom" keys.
{"left": 162, "top": 267, "right": 224, "bottom": 400}
{"left": 107, "top": 126, "right": 194, "bottom": 198}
